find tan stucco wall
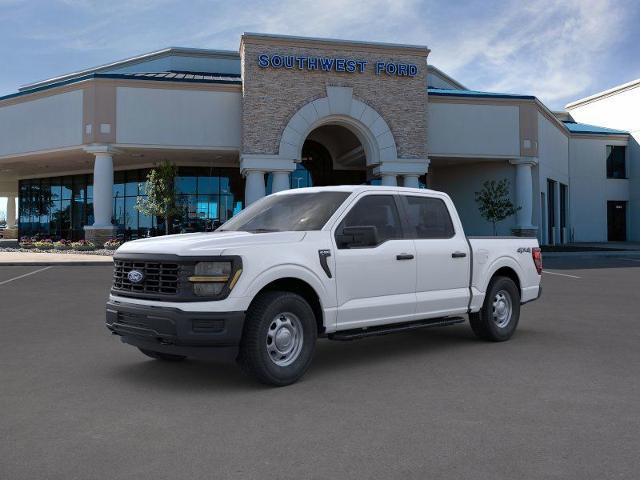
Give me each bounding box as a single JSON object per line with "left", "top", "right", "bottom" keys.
{"left": 240, "top": 35, "right": 428, "bottom": 160}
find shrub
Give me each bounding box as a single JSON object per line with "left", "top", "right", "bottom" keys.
{"left": 54, "top": 239, "right": 73, "bottom": 250}
{"left": 71, "top": 240, "right": 96, "bottom": 251}
{"left": 33, "top": 239, "right": 54, "bottom": 250}
{"left": 103, "top": 238, "right": 123, "bottom": 250}
{"left": 19, "top": 236, "right": 35, "bottom": 249}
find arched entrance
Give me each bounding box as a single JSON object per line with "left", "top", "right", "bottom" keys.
{"left": 299, "top": 124, "right": 368, "bottom": 187}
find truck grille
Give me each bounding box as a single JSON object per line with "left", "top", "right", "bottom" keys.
{"left": 113, "top": 260, "right": 181, "bottom": 296}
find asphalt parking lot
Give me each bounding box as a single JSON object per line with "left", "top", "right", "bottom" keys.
{"left": 1, "top": 256, "right": 639, "bottom": 479}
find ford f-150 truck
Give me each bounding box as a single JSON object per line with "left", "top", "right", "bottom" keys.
{"left": 106, "top": 186, "right": 542, "bottom": 386}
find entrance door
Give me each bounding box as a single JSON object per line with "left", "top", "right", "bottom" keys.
{"left": 333, "top": 194, "right": 417, "bottom": 329}
{"left": 607, "top": 201, "right": 627, "bottom": 241}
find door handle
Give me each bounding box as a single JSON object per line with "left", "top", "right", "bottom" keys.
{"left": 396, "top": 254, "right": 414, "bottom": 260}
{"left": 451, "top": 251, "right": 467, "bottom": 258}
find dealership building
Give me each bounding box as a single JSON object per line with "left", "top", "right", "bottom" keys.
{"left": 0, "top": 33, "right": 637, "bottom": 244}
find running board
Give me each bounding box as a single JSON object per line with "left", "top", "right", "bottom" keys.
{"left": 328, "top": 317, "right": 465, "bottom": 341}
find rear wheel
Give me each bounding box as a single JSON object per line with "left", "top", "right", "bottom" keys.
{"left": 469, "top": 276, "right": 520, "bottom": 342}
{"left": 138, "top": 348, "right": 187, "bottom": 362}
{"left": 238, "top": 291, "right": 317, "bottom": 386}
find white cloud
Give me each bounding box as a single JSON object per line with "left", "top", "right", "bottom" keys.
{"left": 426, "top": 0, "right": 631, "bottom": 107}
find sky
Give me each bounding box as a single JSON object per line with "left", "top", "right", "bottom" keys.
{"left": 1, "top": 0, "right": 639, "bottom": 216}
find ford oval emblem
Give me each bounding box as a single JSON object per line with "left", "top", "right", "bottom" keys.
{"left": 127, "top": 270, "right": 145, "bottom": 284}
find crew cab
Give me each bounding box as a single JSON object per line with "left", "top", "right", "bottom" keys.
{"left": 106, "top": 186, "right": 542, "bottom": 386}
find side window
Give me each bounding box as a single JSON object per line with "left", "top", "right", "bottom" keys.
{"left": 335, "top": 195, "right": 403, "bottom": 248}
{"left": 403, "top": 196, "right": 455, "bottom": 239}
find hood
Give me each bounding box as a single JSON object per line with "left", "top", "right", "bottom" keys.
{"left": 115, "top": 231, "right": 307, "bottom": 256}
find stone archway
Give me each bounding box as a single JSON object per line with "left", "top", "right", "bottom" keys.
{"left": 278, "top": 86, "right": 398, "bottom": 166}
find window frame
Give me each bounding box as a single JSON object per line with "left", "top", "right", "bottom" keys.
{"left": 397, "top": 194, "right": 456, "bottom": 240}
{"left": 333, "top": 193, "right": 406, "bottom": 249}
{"left": 606, "top": 145, "right": 627, "bottom": 179}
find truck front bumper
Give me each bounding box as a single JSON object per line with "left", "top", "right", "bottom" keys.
{"left": 106, "top": 300, "right": 245, "bottom": 361}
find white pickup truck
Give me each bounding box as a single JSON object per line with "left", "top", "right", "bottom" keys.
{"left": 106, "top": 186, "right": 542, "bottom": 386}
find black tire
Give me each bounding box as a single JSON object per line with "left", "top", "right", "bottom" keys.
{"left": 469, "top": 276, "right": 520, "bottom": 342}
{"left": 138, "top": 348, "right": 187, "bottom": 362}
{"left": 238, "top": 291, "right": 317, "bottom": 386}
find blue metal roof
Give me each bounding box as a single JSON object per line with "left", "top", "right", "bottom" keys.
{"left": 562, "top": 121, "right": 628, "bottom": 135}
{"left": 0, "top": 71, "right": 242, "bottom": 102}
{"left": 428, "top": 87, "right": 535, "bottom": 100}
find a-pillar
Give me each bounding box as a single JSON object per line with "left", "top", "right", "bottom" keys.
{"left": 84, "top": 145, "right": 117, "bottom": 246}
{"left": 509, "top": 158, "right": 538, "bottom": 237}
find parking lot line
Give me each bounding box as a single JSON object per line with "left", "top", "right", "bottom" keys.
{"left": 542, "top": 270, "right": 581, "bottom": 279}
{"left": 0, "top": 266, "right": 52, "bottom": 286}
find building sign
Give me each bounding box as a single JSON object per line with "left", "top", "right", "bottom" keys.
{"left": 257, "top": 53, "right": 418, "bottom": 77}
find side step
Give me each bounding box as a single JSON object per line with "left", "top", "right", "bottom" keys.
{"left": 328, "top": 317, "right": 465, "bottom": 341}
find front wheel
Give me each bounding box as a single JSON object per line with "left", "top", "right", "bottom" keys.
{"left": 469, "top": 276, "right": 520, "bottom": 342}
{"left": 238, "top": 291, "right": 317, "bottom": 386}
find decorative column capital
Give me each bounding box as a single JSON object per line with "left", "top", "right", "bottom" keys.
{"left": 83, "top": 144, "right": 121, "bottom": 156}
{"left": 240, "top": 154, "right": 295, "bottom": 176}
{"left": 509, "top": 157, "right": 538, "bottom": 166}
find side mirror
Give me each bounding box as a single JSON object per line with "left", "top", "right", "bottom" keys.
{"left": 336, "top": 225, "right": 379, "bottom": 248}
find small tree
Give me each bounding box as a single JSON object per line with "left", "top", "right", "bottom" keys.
{"left": 136, "top": 161, "right": 182, "bottom": 235}
{"left": 474, "top": 179, "right": 520, "bottom": 235}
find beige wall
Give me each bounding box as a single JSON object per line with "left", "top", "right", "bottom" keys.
{"left": 240, "top": 36, "right": 428, "bottom": 159}
{"left": 115, "top": 86, "right": 242, "bottom": 148}
{"left": 0, "top": 90, "right": 83, "bottom": 157}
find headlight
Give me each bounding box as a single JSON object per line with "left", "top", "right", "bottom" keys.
{"left": 189, "top": 262, "right": 233, "bottom": 297}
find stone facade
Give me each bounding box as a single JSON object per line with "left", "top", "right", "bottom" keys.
{"left": 240, "top": 35, "right": 429, "bottom": 161}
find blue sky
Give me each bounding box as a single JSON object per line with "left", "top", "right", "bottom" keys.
{"left": 1, "top": 0, "right": 639, "bottom": 108}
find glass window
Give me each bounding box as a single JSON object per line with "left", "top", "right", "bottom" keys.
{"left": 402, "top": 196, "right": 455, "bottom": 239}
{"left": 336, "top": 195, "right": 403, "bottom": 247}
{"left": 220, "top": 192, "right": 349, "bottom": 232}
{"left": 606, "top": 146, "right": 626, "bottom": 179}
{"left": 113, "top": 171, "right": 125, "bottom": 199}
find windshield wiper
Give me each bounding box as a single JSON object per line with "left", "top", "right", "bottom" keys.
{"left": 246, "top": 228, "right": 280, "bottom": 233}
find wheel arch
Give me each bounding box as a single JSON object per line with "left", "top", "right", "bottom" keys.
{"left": 483, "top": 257, "right": 524, "bottom": 298}
{"left": 244, "top": 267, "right": 328, "bottom": 334}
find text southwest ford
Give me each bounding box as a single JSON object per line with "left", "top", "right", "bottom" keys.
{"left": 106, "top": 186, "right": 542, "bottom": 386}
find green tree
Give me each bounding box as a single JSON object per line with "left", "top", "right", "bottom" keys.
{"left": 136, "top": 161, "right": 182, "bottom": 235}
{"left": 474, "top": 179, "right": 520, "bottom": 236}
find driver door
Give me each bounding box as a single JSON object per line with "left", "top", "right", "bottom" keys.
{"left": 332, "top": 194, "right": 417, "bottom": 330}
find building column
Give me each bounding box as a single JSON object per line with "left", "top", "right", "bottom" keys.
{"left": 244, "top": 170, "right": 266, "bottom": 206}
{"left": 240, "top": 154, "right": 295, "bottom": 206}
{"left": 6, "top": 195, "right": 16, "bottom": 229}
{"left": 510, "top": 158, "right": 538, "bottom": 237}
{"left": 380, "top": 174, "right": 397, "bottom": 186}
{"left": 271, "top": 171, "right": 290, "bottom": 193}
{"left": 554, "top": 181, "right": 562, "bottom": 244}
{"left": 402, "top": 174, "right": 420, "bottom": 189}
{"left": 84, "top": 145, "right": 117, "bottom": 245}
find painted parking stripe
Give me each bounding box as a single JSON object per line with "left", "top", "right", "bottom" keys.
{"left": 542, "top": 270, "right": 581, "bottom": 279}
{"left": 0, "top": 266, "right": 52, "bottom": 286}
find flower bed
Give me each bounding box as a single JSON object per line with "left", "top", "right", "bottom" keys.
{"left": 70, "top": 240, "right": 96, "bottom": 251}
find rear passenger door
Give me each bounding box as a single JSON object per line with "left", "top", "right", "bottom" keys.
{"left": 333, "top": 194, "right": 417, "bottom": 329}
{"left": 399, "top": 194, "right": 470, "bottom": 317}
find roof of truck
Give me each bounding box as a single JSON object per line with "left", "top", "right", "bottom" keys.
{"left": 274, "top": 185, "right": 441, "bottom": 195}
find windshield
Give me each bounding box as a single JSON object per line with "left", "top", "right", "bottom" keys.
{"left": 218, "top": 192, "right": 350, "bottom": 232}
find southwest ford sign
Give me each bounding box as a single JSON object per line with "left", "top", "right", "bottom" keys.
{"left": 257, "top": 54, "right": 418, "bottom": 77}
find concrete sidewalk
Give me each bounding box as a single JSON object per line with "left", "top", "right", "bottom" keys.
{"left": 0, "top": 251, "right": 113, "bottom": 266}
